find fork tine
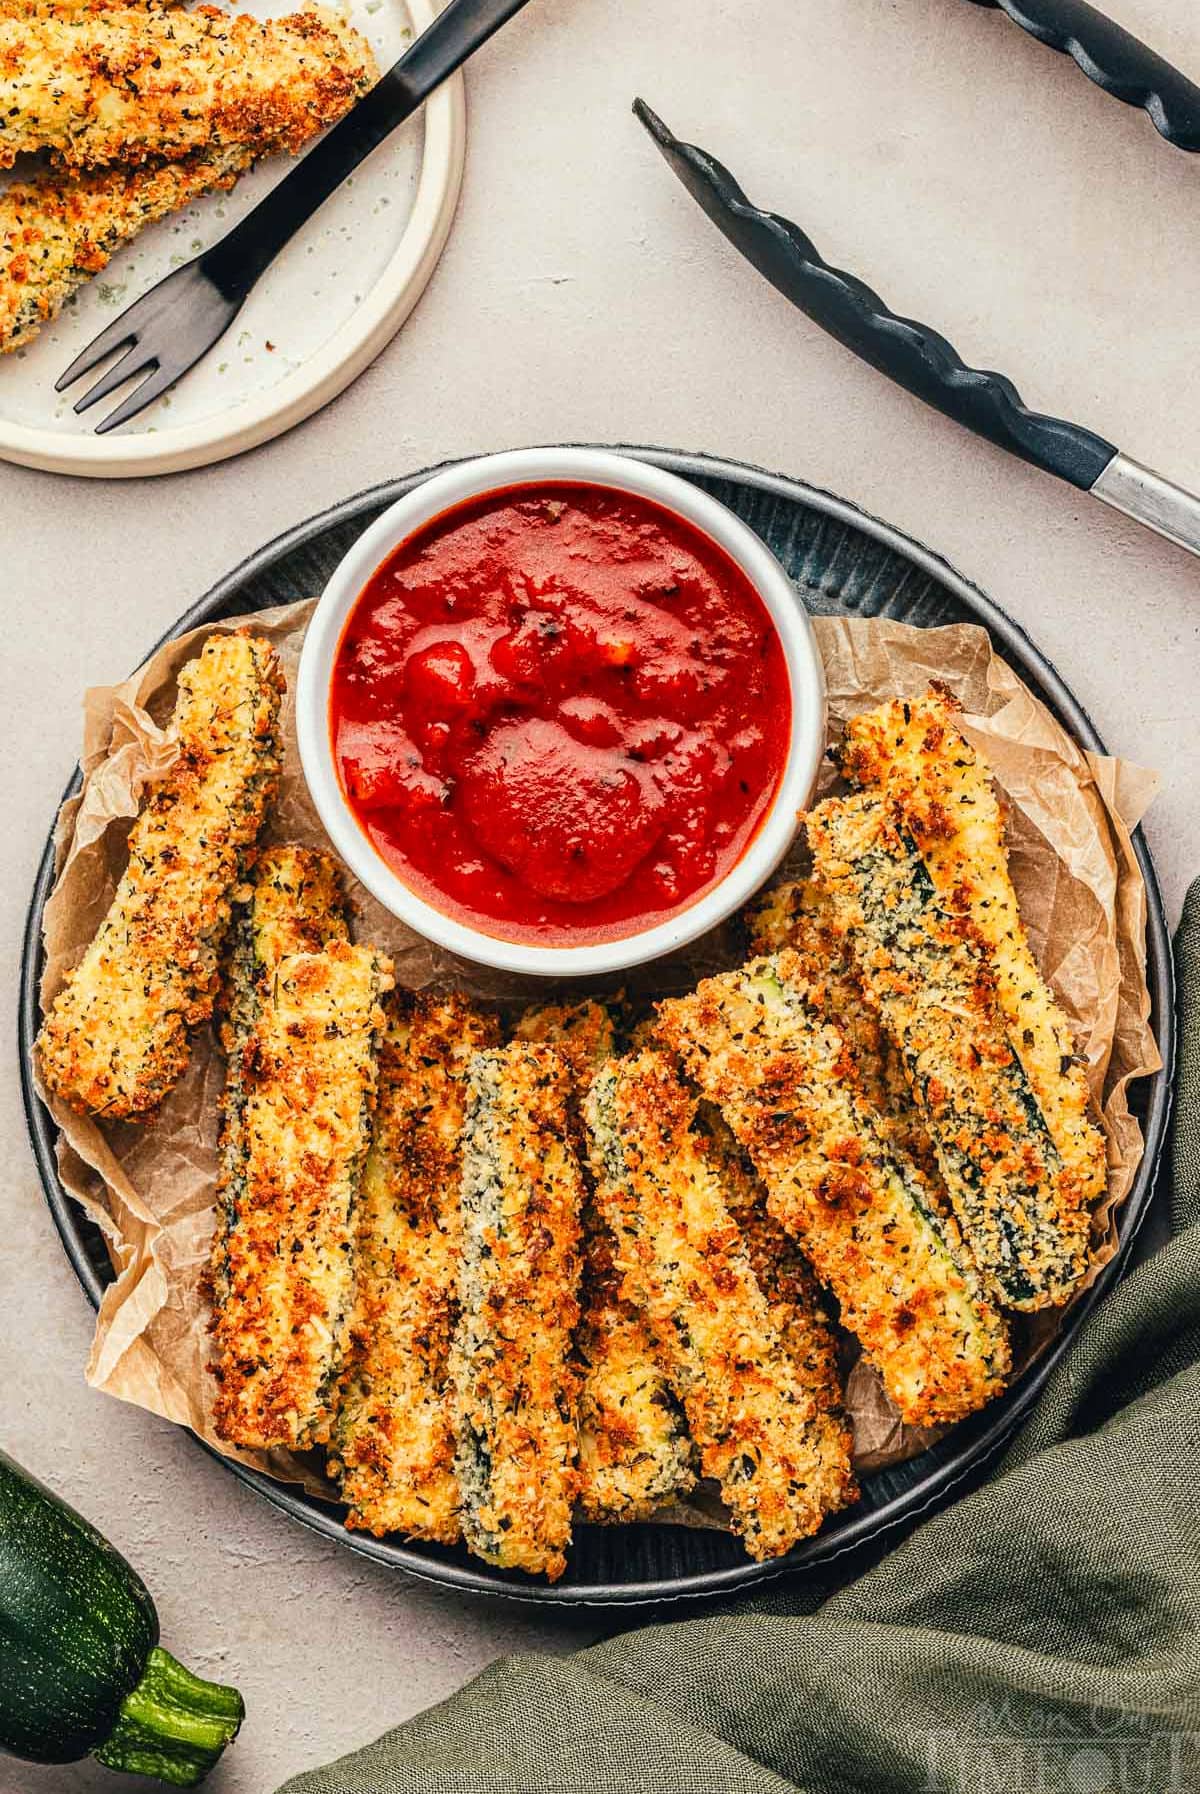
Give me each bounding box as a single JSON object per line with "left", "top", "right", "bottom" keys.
{"left": 94, "top": 360, "right": 180, "bottom": 435}
{"left": 55, "top": 310, "right": 145, "bottom": 393}
{"left": 71, "top": 343, "right": 156, "bottom": 416}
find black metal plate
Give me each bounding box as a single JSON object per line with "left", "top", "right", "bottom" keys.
{"left": 19, "top": 447, "right": 1176, "bottom": 1607}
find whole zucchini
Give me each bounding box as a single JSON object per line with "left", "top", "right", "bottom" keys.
{"left": 0, "top": 1450, "right": 243, "bottom": 1786}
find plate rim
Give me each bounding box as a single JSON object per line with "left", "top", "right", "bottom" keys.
{"left": 0, "top": 0, "right": 465, "bottom": 481}
{"left": 19, "top": 444, "right": 1177, "bottom": 1606}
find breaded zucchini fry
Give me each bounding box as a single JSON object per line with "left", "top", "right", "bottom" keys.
{"left": 38, "top": 632, "right": 283, "bottom": 1119}
{"left": 694, "top": 1101, "right": 845, "bottom": 1418}
{"left": 585, "top": 1052, "right": 855, "bottom": 1560}
{"left": 451, "top": 1044, "right": 585, "bottom": 1579}
{"left": 0, "top": 7, "right": 378, "bottom": 171}
{"left": 514, "top": 998, "right": 618, "bottom": 1089}
{"left": 750, "top": 878, "right": 937, "bottom": 1178}
{"left": 213, "top": 846, "right": 348, "bottom": 1305}
{"left": 807, "top": 793, "right": 1091, "bottom": 1310}
{"left": 211, "top": 941, "right": 392, "bottom": 1451}
{"left": 520, "top": 1001, "right": 695, "bottom": 1525}
{"left": 1, "top": 151, "right": 247, "bottom": 355}
{"left": 656, "top": 955, "right": 1011, "bottom": 1426}
{"left": 835, "top": 685, "right": 1106, "bottom": 1206}
{"left": 330, "top": 993, "right": 499, "bottom": 1544}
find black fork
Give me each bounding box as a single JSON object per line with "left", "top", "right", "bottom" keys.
{"left": 58, "top": 0, "right": 535, "bottom": 434}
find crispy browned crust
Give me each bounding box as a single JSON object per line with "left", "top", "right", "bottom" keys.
{"left": 0, "top": 6, "right": 379, "bottom": 171}
{"left": 656, "top": 956, "right": 1011, "bottom": 1426}
{"left": 585, "top": 1052, "right": 856, "bottom": 1560}
{"left": 749, "top": 878, "right": 939, "bottom": 1180}
{"left": 807, "top": 791, "right": 1092, "bottom": 1311}
{"left": 694, "top": 1101, "right": 845, "bottom": 1420}
{"left": 521, "top": 1001, "right": 697, "bottom": 1525}
{"left": 210, "top": 941, "right": 393, "bottom": 1451}
{"left": 0, "top": 150, "right": 247, "bottom": 353}
{"left": 834, "top": 685, "right": 1106, "bottom": 1208}
{"left": 212, "top": 844, "right": 349, "bottom": 1308}
{"left": 330, "top": 993, "right": 499, "bottom": 1544}
{"left": 37, "top": 631, "right": 283, "bottom": 1119}
{"left": 515, "top": 997, "right": 618, "bottom": 1088}
{"left": 452, "top": 1043, "right": 585, "bottom": 1580}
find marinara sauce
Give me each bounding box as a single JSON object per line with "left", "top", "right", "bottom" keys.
{"left": 330, "top": 482, "right": 792, "bottom": 946}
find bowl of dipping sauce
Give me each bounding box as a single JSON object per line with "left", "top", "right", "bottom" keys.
{"left": 296, "top": 448, "right": 826, "bottom": 977}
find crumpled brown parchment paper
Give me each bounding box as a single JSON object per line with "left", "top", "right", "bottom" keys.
{"left": 34, "top": 605, "right": 1163, "bottom": 1509}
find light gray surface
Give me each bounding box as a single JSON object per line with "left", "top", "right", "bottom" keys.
{"left": 3, "top": 1, "right": 1199, "bottom": 1789}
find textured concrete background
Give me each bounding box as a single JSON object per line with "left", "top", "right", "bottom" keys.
{"left": 3, "top": 1, "right": 1200, "bottom": 1788}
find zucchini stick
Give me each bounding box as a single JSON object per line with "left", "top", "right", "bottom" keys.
{"left": 656, "top": 955, "right": 1011, "bottom": 1426}
{"left": 38, "top": 632, "right": 283, "bottom": 1119}
{"left": 213, "top": 845, "right": 348, "bottom": 1307}
{"left": 211, "top": 942, "right": 392, "bottom": 1451}
{"left": 807, "top": 791, "right": 1091, "bottom": 1310}
{"left": 585, "top": 1052, "right": 855, "bottom": 1560}
{"left": 835, "top": 685, "right": 1106, "bottom": 1205}
{"left": 0, "top": 7, "right": 378, "bottom": 171}
{"left": 451, "top": 1044, "right": 585, "bottom": 1580}
{"left": 331, "top": 993, "right": 499, "bottom": 1543}
{"left": 0, "top": 151, "right": 249, "bottom": 355}
{"left": 519, "top": 1001, "right": 696, "bottom": 1525}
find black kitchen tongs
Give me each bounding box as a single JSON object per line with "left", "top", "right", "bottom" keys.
{"left": 637, "top": 0, "right": 1200, "bottom": 562}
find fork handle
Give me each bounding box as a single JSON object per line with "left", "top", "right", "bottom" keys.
{"left": 205, "top": 0, "right": 533, "bottom": 296}
{"left": 964, "top": 0, "right": 1200, "bottom": 151}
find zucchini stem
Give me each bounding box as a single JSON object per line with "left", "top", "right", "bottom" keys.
{"left": 93, "top": 1646, "right": 244, "bottom": 1787}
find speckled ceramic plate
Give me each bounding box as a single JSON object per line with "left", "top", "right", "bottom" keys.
{"left": 19, "top": 449, "right": 1175, "bottom": 1605}
{"left": 0, "top": 0, "right": 464, "bottom": 479}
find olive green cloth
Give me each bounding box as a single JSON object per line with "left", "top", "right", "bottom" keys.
{"left": 280, "top": 884, "right": 1200, "bottom": 1794}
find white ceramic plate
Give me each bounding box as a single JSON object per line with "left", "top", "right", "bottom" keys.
{"left": 0, "top": 0, "right": 464, "bottom": 479}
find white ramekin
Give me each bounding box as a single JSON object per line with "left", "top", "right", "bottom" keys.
{"left": 296, "top": 447, "right": 826, "bottom": 978}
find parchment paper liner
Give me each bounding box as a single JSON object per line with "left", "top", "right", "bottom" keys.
{"left": 35, "top": 607, "right": 1162, "bottom": 1520}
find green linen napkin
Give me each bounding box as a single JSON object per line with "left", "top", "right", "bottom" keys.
{"left": 281, "top": 885, "right": 1200, "bottom": 1794}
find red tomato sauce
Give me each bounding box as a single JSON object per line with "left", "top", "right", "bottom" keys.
{"left": 329, "top": 482, "right": 793, "bottom": 946}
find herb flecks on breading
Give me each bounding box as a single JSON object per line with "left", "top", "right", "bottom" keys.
{"left": 331, "top": 993, "right": 499, "bottom": 1544}
{"left": 213, "top": 845, "right": 348, "bottom": 1309}
{"left": 749, "top": 877, "right": 939, "bottom": 1180}
{"left": 807, "top": 791, "right": 1091, "bottom": 1311}
{"left": 0, "top": 7, "right": 378, "bottom": 172}
{"left": 656, "top": 955, "right": 1011, "bottom": 1426}
{"left": 0, "top": 152, "right": 248, "bottom": 354}
{"left": 451, "top": 1043, "right": 585, "bottom": 1580}
{"left": 585, "top": 1052, "right": 855, "bottom": 1560}
{"left": 835, "top": 685, "right": 1106, "bottom": 1209}
{"left": 521, "top": 1000, "right": 696, "bottom": 1525}
{"left": 211, "top": 941, "right": 392, "bottom": 1452}
{"left": 38, "top": 631, "right": 283, "bottom": 1119}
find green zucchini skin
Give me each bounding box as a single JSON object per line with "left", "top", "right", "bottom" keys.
{"left": 0, "top": 1449, "right": 157, "bottom": 1764}
{"left": 0, "top": 1452, "right": 243, "bottom": 1783}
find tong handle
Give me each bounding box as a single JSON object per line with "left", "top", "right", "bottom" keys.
{"left": 966, "top": 0, "right": 1200, "bottom": 151}
{"left": 635, "top": 103, "right": 1116, "bottom": 491}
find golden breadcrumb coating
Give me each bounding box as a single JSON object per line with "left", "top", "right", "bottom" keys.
{"left": 514, "top": 998, "right": 618, "bottom": 1090}
{"left": 451, "top": 1043, "right": 585, "bottom": 1580}
{"left": 586, "top": 1052, "right": 856, "bottom": 1560}
{"left": 0, "top": 6, "right": 378, "bottom": 171}
{"left": 807, "top": 791, "right": 1092, "bottom": 1311}
{"left": 521, "top": 1000, "right": 696, "bottom": 1525}
{"left": 0, "top": 152, "right": 248, "bottom": 354}
{"left": 211, "top": 941, "right": 393, "bottom": 1451}
{"left": 694, "top": 1101, "right": 846, "bottom": 1419}
{"left": 330, "top": 993, "right": 499, "bottom": 1544}
{"left": 749, "top": 877, "right": 939, "bottom": 1179}
{"left": 656, "top": 955, "right": 1011, "bottom": 1426}
{"left": 213, "top": 844, "right": 349, "bottom": 1307}
{"left": 835, "top": 684, "right": 1106, "bottom": 1207}
{"left": 38, "top": 631, "right": 283, "bottom": 1119}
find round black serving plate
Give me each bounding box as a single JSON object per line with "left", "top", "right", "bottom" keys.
{"left": 20, "top": 447, "right": 1175, "bottom": 1607}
